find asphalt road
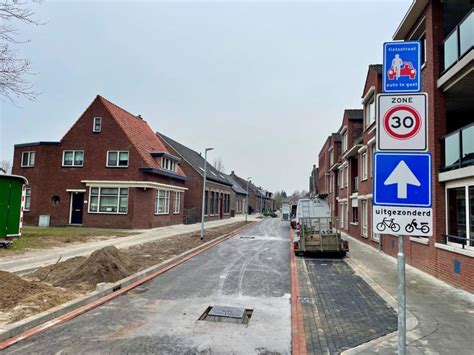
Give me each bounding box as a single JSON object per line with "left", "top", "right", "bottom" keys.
{"left": 5, "top": 218, "right": 292, "bottom": 354}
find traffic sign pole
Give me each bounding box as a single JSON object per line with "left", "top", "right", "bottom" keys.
{"left": 398, "top": 235, "right": 406, "bottom": 355}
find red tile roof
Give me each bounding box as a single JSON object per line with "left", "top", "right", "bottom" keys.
{"left": 98, "top": 95, "right": 186, "bottom": 177}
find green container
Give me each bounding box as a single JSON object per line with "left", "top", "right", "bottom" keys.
{"left": 0, "top": 175, "right": 28, "bottom": 238}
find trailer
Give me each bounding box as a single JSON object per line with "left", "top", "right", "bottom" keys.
{"left": 0, "top": 174, "right": 28, "bottom": 248}
{"left": 293, "top": 198, "right": 348, "bottom": 256}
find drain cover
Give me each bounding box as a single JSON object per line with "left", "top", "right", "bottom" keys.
{"left": 240, "top": 236, "right": 255, "bottom": 239}
{"left": 199, "top": 305, "right": 253, "bottom": 325}
{"left": 208, "top": 305, "right": 245, "bottom": 319}
{"left": 297, "top": 296, "right": 311, "bottom": 304}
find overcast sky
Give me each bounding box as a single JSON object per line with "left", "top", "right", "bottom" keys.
{"left": 1, "top": 0, "right": 410, "bottom": 194}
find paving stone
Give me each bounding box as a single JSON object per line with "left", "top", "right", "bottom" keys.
{"left": 297, "top": 258, "right": 397, "bottom": 354}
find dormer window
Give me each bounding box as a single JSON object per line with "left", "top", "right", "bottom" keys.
{"left": 162, "top": 157, "right": 177, "bottom": 172}
{"left": 93, "top": 117, "right": 102, "bottom": 132}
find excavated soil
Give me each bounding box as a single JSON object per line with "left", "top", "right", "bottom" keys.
{"left": 0, "top": 271, "right": 77, "bottom": 324}
{"left": 1, "top": 221, "right": 248, "bottom": 325}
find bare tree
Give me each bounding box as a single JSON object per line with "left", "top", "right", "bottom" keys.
{"left": 1, "top": 0, "right": 43, "bottom": 102}
{"left": 0, "top": 160, "right": 12, "bottom": 174}
{"left": 213, "top": 156, "right": 225, "bottom": 173}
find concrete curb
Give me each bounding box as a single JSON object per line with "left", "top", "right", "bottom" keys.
{"left": 290, "top": 228, "right": 308, "bottom": 355}
{"left": 0, "top": 221, "right": 258, "bottom": 349}
{"left": 341, "top": 235, "right": 419, "bottom": 355}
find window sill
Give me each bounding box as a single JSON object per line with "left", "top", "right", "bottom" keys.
{"left": 106, "top": 166, "right": 129, "bottom": 169}
{"left": 62, "top": 166, "right": 84, "bottom": 168}
{"left": 350, "top": 222, "right": 358, "bottom": 226}
{"left": 410, "top": 237, "right": 429, "bottom": 245}
{"left": 435, "top": 242, "right": 474, "bottom": 258}
{"left": 20, "top": 166, "right": 34, "bottom": 168}
{"left": 361, "top": 234, "right": 368, "bottom": 239}
{"left": 88, "top": 212, "right": 128, "bottom": 215}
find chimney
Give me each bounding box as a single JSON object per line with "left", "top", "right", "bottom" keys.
{"left": 137, "top": 114, "right": 143, "bottom": 120}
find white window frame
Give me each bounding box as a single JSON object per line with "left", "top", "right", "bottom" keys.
{"left": 365, "top": 94, "right": 375, "bottom": 129}
{"left": 173, "top": 191, "right": 181, "bottom": 214}
{"left": 106, "top": 151, "right": 129, "bottom": 168}
{"left": 339, "top": 203, "right": 345, "bottom": 228}
{"left": 24, "top": 188, "right": 31, "bottom": 211}
{"left": 361, "top": 200, "right": 368, "bottom": 237}
{"left": 162, "top": 157, "right": 177, "bottom": 172}
{"left": 342, "top": 132, "right": 348, "bottom": 152}
{"left": 93, "top": 117, "right": 102, "bottom": 132}
{"left": 88, "top": 187, "right": 128, "bottom": 214}
{"left": 361, "top": 152, "right": 368, "bottom": 181}
{"left": 21, "top": 151, "right": 35, "bottom": 167}
{"left": 445, "top": 181, "right": 474, "bottom": 250}
{"left": 344, "top": 165, "right": 349, "bottom": 188}
{"left": 156, "top": 190, "right": 170, "bottom": 215}
{"left": 62, "top": 150, "right": 84, "bottom": 167}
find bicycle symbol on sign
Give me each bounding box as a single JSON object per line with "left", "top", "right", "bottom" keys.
{"left": 376, "top": 217, "right": 401, "bottom": 233}
{"left": 405, "top": 219, "right": 430, "bottom": 234}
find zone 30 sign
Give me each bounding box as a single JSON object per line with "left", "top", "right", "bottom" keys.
{"left": 377, "top": 93, "right": 427, "bottom": 151}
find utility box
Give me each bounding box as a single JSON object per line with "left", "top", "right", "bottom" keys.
{"left": 0, "top": 174, "right": 28, "bottom": 239}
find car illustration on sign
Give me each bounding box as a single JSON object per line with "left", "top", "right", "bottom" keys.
{"left": 387, "top": 61, "right": 416, "bottom": 80}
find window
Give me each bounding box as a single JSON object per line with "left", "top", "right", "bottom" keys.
{"left": 369, "top": 144, "right": 375, "bottom": 178}
{"left": 24, "top": 188, "right": 31, "bottom": 211}
{"left": 173, "top": 192, "right": 181, "bottom": 214}
{"left": 204, "top": 191, "right": 209, "bottom": 215}
{"left": 361, "top": 200, "right": 368, "bottom": 237}
{"left": 447, "top": 186, "right": 474, "bottom": 248}
{"left": 352, "top": 206, "right": 359, "bottom": 224}
{"left": 339, "top": 170, "right": 343, "bottom": 190}
{"left": 156, "top": 190, "right": 170, "bottom": 214}
{"left": 162, "top": 157, "right": 177, "bottom": 172}
{"left": 361, "top": 152, "right": 368, "bottom": 181}
{"left": 89, "top": 187, "right": 128, "bottom": 214}
{"left": 329, "top": 149, "right": 334, "bottom": 166}
{"left": 21, "top": 151, "right": 35, "bottom": 167}
{"left": 342, "top": 131, "right": 348, "bottom": 152}
{"left": 343, "top": 165, "right": 348, "bottom": 188}
{"left": 365, "top": 95, "right": 375, "bottom": 128}
{"left": 340, "top": 203, "right": 344, "bottom": 228}
{"left": 63, "top": 150, "right": 84, "bottom": 167}
{"left": 329, "top": 175, "right": 333, "bottom": 193}
{"left": 210, "top": 191, "right": 215, "bottom": 215}
{"left": 93, "top": 117, "right": 102, "bottom": 132}
{"left": 107, "top": 151, "right": 129, "bottom": 167}
{"left": 214, "top": 192, "right": 219, "bottom": 214}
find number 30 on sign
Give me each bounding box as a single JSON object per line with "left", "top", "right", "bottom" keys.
{"left": 377, "top": 93, "right": 427, "bottom": 152}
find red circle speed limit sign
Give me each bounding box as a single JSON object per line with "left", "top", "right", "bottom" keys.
{"left": 377, "top": 93, "right": 427, "bottom": 151}
{"left": 383, "top": 105, "right": 422, "bottom": 140}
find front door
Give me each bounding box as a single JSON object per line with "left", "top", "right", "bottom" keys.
{"left": 70, "top": 192, "right": 84, "bottom": 224}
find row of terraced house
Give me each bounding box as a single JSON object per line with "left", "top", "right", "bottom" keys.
{"left": 12, "top": 95, "right": 274, "bottom": 229}
{"left": 312, "top": 0, "right": 473, "bottom": 292}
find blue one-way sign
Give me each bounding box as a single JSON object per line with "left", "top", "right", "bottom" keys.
{"left": 373, "top": 152, "right": 431, "bottom": 207}
{"left": 383, "top": 41, "right": 421, "bottom": 93}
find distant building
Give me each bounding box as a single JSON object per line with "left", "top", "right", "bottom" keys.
{"left": 158, "top": 133, "right": 234, "bottom": 222}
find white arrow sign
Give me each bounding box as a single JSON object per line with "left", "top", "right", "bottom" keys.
{"left": 384, "top": 160, "right": 420, "bottom": 199}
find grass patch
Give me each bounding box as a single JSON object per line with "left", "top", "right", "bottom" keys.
{"left": 5, "top": 227, "right": 138, "bottom": 251}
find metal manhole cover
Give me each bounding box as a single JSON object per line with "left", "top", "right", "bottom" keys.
{"left": 199, "top": 305, "right": 253, "bottom": 325}
{"left": 208, "top": 305, "right": 245, "bottom": 319}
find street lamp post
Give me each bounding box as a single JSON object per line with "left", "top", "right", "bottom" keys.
{"left": 245, "top": 177, "right": 251, "bottom": 222}
{"left": 200, "top": 148, "right": 214, "bottom": 241}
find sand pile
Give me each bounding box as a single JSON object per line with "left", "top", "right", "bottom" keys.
{"left": 34, "top": 246, "right": 135, "bottom": 292}
{"left": 0, "top": 271, "right": 76, "bottom": 324}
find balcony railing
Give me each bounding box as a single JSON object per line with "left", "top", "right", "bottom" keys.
{"left": 442, "top": 123, "right": 474, "bottom": 170}
{"left": 442, "top": 9, "right": 473, "bottom": 72}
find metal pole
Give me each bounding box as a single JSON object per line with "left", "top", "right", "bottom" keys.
{"left": 398, "top": 234, "right": 406, "bottom": 355}
{"left": 245, "top": 177, "right": 251, "bottom": 222}
{"left": 200, "top": 148, "right": 213, "bottom": 241}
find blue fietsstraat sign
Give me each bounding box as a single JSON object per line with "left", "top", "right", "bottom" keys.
{"left": 383, "top": 41, "right": 421, "bottom": 93}
{"left": 373, "top": 152, "right": 431, "bottom": 207}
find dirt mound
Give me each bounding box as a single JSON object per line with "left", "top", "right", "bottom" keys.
{"left": 34, "top": 246, "right": 135, "bottom": 292}
{"left": 0, "top": 271, "right": 76, "bottom": 324}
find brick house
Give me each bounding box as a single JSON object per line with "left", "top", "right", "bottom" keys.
{"left": 157, "top": 133, "right": 233, "bottom": 222}
{"left": 224, "top": 174, "right": 248, "bottom": 215}
{"left": 12, "top": 95, "right": 188, "bottom": 229}
{"left": 309, "top": 164, "right": 319, "bottom": 196}
{"left": 315, "top": 0, "right": 474, "bottom": 292}
{"left": 229, "top": 171, "right": 275, "bottom": 213}
{"left": 321, "top": 133, "right": 341, "bottom": 223}
{"left": 335, "top": 110, "right": 364, "bottom": 237}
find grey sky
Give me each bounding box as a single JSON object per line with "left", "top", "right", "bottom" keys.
{"left": 1, "top": 0, "right": 410, "bottom": 194}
